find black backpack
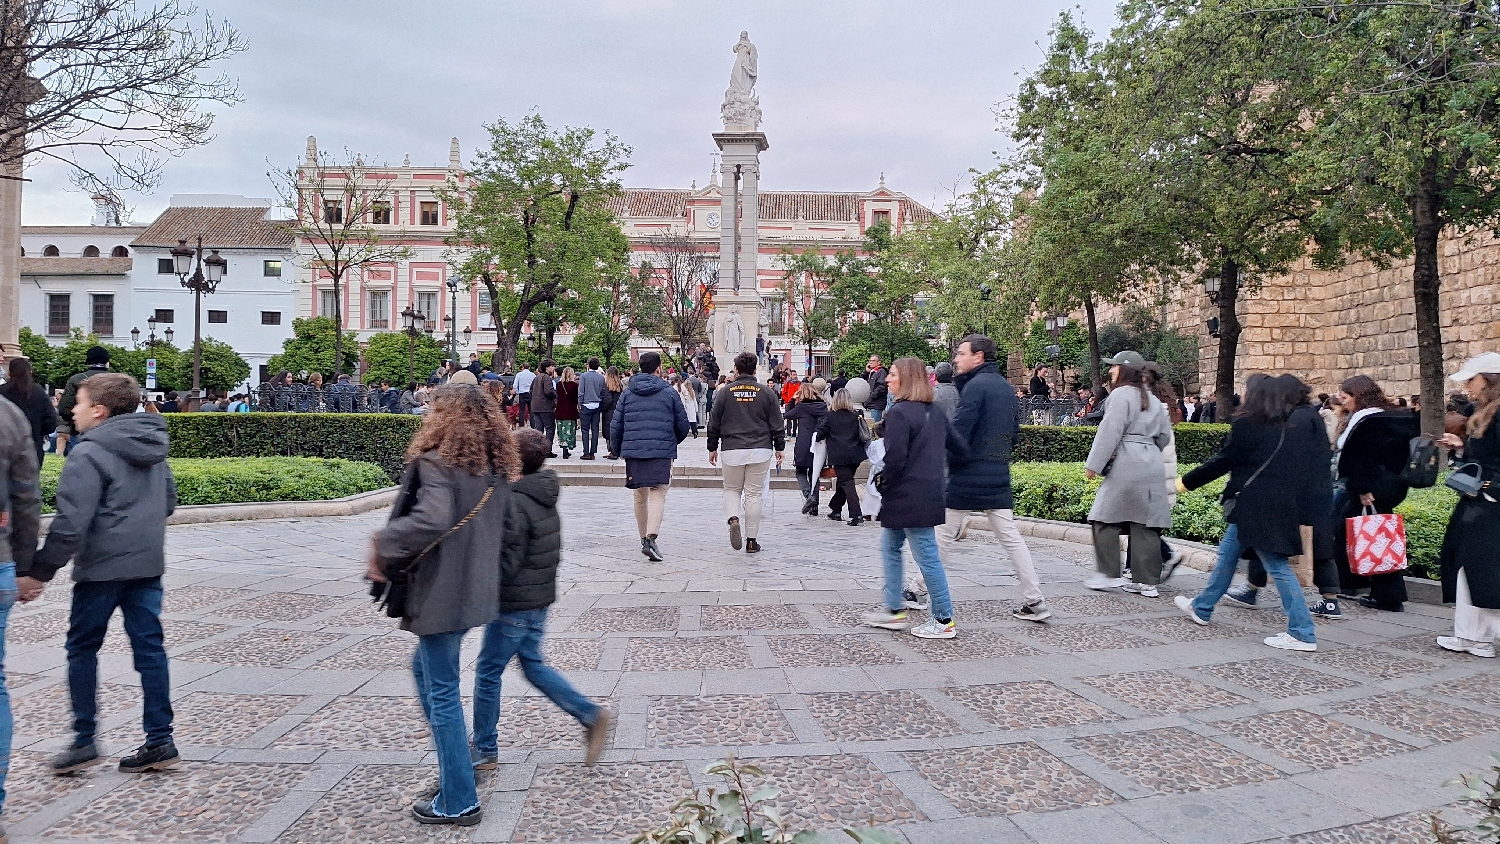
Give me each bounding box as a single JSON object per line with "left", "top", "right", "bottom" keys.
{"left": 1400, "top": 435, "right": 1441, "bottom": 488}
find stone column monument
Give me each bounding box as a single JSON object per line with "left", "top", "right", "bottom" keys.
{"left": 711, "top": 31, "right": 769, "bottom": 370}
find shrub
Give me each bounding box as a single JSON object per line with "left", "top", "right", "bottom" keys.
{"left": 41, "top": 456, "right": 389, "bottom": 512}
{"left": 1170, "top": 423, "right": 1232, "bottom": 464}
{"left": 1395, "top": 483, "right": 1457, "bottom": 581}
{"left": 1011, "top": 424, "right": 1230, "bottom": 465}
{"left": 164, "top": 413, "right": 421, "bottom": 480}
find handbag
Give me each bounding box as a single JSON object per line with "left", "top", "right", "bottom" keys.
{"left": 819, "top": 466, "right": 837, "bottom": 479}
{"left": 370, "top": 476, "right": 497, "bottom": 618}
{"left": 1345, "top": 505, "right": 1408, "bottom": 576}
{"left": 1221, "top": 426, "right": 1286, "bottom": 519}
{"left": 1444, "top": 462, "right": 1487, "bottom": 498}
{"left": 856, "top": 413, "right": 873, "bottom": 447}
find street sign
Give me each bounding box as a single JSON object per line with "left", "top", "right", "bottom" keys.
{"left": 146, "top": 358, "right": 157, "bottom": 390}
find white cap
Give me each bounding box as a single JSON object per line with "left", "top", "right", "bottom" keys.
{"left": 1451, "top": 352, "right": 1500, "bottom": 381}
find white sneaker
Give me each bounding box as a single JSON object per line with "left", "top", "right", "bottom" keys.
{"left": 1175, "top": 595, "right": 1209, "bottom": 626}
{"left": 1437, "top": 636, "right": 1496, "bottom": 658}
{"left": 1264, "top": 632, "right": 1316, "bottom": 652}
{"left": 1086, "top": 575, "right": 1127, "bottom": 591}
{"left": 1123, "top": 583, "right": 1159, "bottom": 598}
{"left": 910, "top": 618, "right": 957, "bottom": 639}
{"left": 862, "top": 610, "right": 909, "bottom": 630}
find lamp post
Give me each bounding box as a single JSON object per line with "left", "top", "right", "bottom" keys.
{"left": 170, "top": 237, "right": 227, "bottom": 406}
{"left": 445, "top": 276, "right": 461, "bottom": 365}
{"left": 401, "top": 306, "right": 427, "bottom": 386}
{"left": 1204, "top": 275, "right": 1222, "bottom": 305}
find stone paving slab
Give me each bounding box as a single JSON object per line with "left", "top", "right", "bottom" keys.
{"left": 1, "top": 484, "right": 1493, "bottom": 843}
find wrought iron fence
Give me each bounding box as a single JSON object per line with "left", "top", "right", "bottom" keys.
{"left": 249, "top": 384, "right": 401, "bottom": 413}
{"left": 1016, "top": 395, "right": 1092, "bottom": 426}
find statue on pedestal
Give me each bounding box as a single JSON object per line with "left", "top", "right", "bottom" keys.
{"left": 723, "top": 309, "right": 746, "bottom": 357}
{"left": 721, "top": 31, "right": 762, "bottom": 131}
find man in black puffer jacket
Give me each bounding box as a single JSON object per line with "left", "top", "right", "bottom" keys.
{"left": 471, "top": 428, "right": 611, "bottom": 768}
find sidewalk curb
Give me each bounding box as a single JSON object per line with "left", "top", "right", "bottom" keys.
{"left": 39, "top": 486, "right": 399, "bottom": 531}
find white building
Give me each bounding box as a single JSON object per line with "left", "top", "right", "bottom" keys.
{"left": 20, "top": 218, "right": 144, "bottom": 349}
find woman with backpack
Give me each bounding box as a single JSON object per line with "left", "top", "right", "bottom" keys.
{"left": 1436, "top": 353, "right": 1500, "bottom": 658}
{"left": 814, "top": 388, "right": 867, "bottom": 526}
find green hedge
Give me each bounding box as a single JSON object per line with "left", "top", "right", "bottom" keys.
{"left": 164, "top": 413, "right": 422, "bottom": 480}
{"left": 1010, "top": 462, "right": 1455, "bottom": 581}
{"left": 1012, "top": 423, "right": 1229, "bottom": 465}
{"left": 41, "top": 456, "right": 390, "bottom": 512}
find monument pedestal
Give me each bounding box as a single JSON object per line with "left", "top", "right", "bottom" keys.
{"left": 711, "top": 131, "right": 769, "bottom": 374}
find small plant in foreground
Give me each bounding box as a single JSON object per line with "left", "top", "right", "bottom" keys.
{"left": 1433, "top": 754, "right": 1500, "bottom": 843}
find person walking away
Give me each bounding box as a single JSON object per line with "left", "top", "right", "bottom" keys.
{"left": 1331, "top": 375, "right": 1421, "bottom": 611}
{"left": 1029, "top": 365, "right": 1051, "bottom": 399}
{"left": 514, "top": 362, "right": 535, "bottom": 426}
{"left": 529, "top": 360, "right": 558, "bottom": 456}
{"left": 1, "top": 357, "right": 58, "bottom": 468}
{"left": 601, "top": 367, "right": 624, "bottom": 460}
{"left": 785, "top": 382, "right": 828, "bottom": 515}
{"left": 0, "top": 384, "right": 41, "bottom": 841}
{"left": 609, "top": 352, "right": 689, "bottom": 561}
{"left": 1083, "top": 351, "right": 1173, "bottom": 597}
{"left": 676, "top": 375, "right": 701, "bottom": 438}
{"left": 555, "top": 367, "right": 579, "bottom": 459}
{"left": 779, "top": 372, "right": 801, "bottom": 438}
{"left": 472, "top": 429, "right": 613, "bottom": 765}
{"left": 367, "top": 382, "right": 515, "bottom": 826}
{"left": 707, "top": 353, "right": 785, "bottom": 553}
{"left": 862, "top": 355, "right": 888, "bottom": 422}
{"left": 54, "top": 345, "right": 112, "bottom": 455}
{"left": 932, "top": 362, "right": 960, "bottom": 421}
{"left": 1141, "top": 363, "right": 1186, "bottom": 581}
{"left": 23, "top": 374, "right": 179, "bottom": 774}
{"left": 578, "top": 358, "right": 606, "bottom": 460}
{"left": 862, "top": 358, "right": 959, "bottom": 639}
{"left": 939, "top": 335, "right": 1052, "bottom": 620}
{"left": 815, "top": 388, "right": 867, "bottom": 526}
{"left": 1435, "top": 353, "right": 1500, "bottom": 657}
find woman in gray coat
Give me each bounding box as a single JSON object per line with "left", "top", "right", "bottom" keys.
{"left": 369, "top": 384, "right": 519, "bottom": 827}
{"left": 1084, "top": 353, "right": 1173, "bottom": 596}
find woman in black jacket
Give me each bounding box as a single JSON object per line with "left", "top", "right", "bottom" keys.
{"left": 861, "top": 358, "right": 957, "bottom": 639}
{"left": 1176, "top": 374, "right": 1320, "bottom": 651}
{"left": 1332, "top": 375, "right": 1421, "bottom": 611}
{"left": 814, "top": 388, "right": 866, "bottom": 525}
{"left": 600, "top": 367, "right": 623, "bottom": 459}
{"left": 784, "top": 382, "right": 827, "bottom": 515}
{"left": 1436, "top": 355, "right": 1500, "bottom": 658}
{"left": 0, "top": 357, "right": 57, "bottom": 467}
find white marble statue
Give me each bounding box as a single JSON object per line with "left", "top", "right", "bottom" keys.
{"left": 721, "top": 31, "right": 763, "bottom": 130}
{"left": 724, "top": 309, "right": 745, "bottom": 357}
{"left": 729, "top": 31, "right": 757, "bottom": 96}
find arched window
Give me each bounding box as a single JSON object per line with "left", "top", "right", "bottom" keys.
{"left": 110, "top": 245, "right": 129, "bottom": 257}
{"left": 42, "top": 245, "right": 59, "bottom": 257}
{"left": 82, "top": 245, "right": 100, "bottom": 257}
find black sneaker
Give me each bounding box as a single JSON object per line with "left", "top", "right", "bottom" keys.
{"left": 470, "top": 745, "right": 498, "bottom": 770}
{"left": 1357, "top": 596, "right": 1404, "bottom": 612}
{"left": 745, "top": 538, "right": 761, "bottom": 553}
{"left": 641, "top": 536, "right": 664, "bottom": 562}
{"left": 50, "top": 743, "right": 100, "bottom": 775}
{"left": 801, "top": 497, "right": 816, "bottom": 515}
{"left": 118, "top": 741, "right": 179, "bottom": 773}
{"left": 827, "top": 512, "right": 842, "bottom": 521}
{"left": 1310, "top": 599, "right": 1343, "bottom": 620}
{"left": 847, "top": 517, "right": 862, "bottom": 526}
{"left": 727, "top": 517, "right": 742, "bottom": 551}
{"left": 412, "top": 799, "right": 483, "bottom": 826}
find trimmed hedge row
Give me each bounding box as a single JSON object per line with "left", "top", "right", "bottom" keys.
{"left": 1012, "top": 423, "right": 1230, "bottom": 464}
{"left": 1009, "top": 462, "right": 1456, "bottom": 580}
{"left": 164, "top": 413, "right": 422, "bottom": 480}
{"left": 41, "top": 456, "right": 390, "bottom": 512}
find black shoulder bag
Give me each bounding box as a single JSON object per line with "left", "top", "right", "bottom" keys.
{"left": 1220, "top": 426, "right": 1285, "bottom": 520}
{"left": 370, "top": 473, "right": 497, "bottom": 619}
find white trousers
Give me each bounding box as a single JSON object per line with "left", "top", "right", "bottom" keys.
{"left": 722, "top": 459, "right": 772, "bottom": 539}
{"left": 937, "top": 508, "right": 1046, "bottom": 604}
{"left": 1455, "top": 569, "right": 1500, "bottom": 644}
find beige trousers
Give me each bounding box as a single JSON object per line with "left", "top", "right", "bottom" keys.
{"left": 721, "top": 459, "right": 771, "bottom": 539}
{"left": 632, "top": 484, "right": 669, "bottom": 538}
{"left": 937, "top": 508, "right": 1046, "bottom": 604}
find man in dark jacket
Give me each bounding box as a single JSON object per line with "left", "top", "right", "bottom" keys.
{"left": 529, "top": 360, "right": 558, "bottom": 455}
{"left": 863, "top": 355, "right": 889, "bottom": 422}
{"left": 609, "top": 352, "right": 689, "bottom": 560}
{"left": 0, "top": 392, "right": 41, "bottom": 832}
{"left": 22, "top": 373, "right": 179, "bottom": 775}
{"left": 471, "top": 429, "right": 611, "bottom": 768}
{"left": 55, "top": 345, "right": 111, "bottom": 454}
{"left": 939, "top": 335, "right": 1051, "bottom": 622}
{"left": 707, "top": 353, "right": 786, "bottom": 553}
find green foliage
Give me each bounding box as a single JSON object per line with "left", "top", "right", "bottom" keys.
{"left": 162, "top": 412, "right": 421, "bottom": 480}
{"left": 363, "top": 331, "right": 446, "bottom": 388}
{"left": 266, "top": 317, "right": 361, "bottom": 382}
{"left": 1395, "top": 483, "right": 1459, "bottom": 581}
{"left": 1010, "top": 423, "right": 1229, "bottom": 465}
{"left": 1434, "top": 754, "right": 1500, "bottom": 844}
{"left": 829, "top": 322, "right": 941, "bottom": 377}
{"left": 18, "top": 327, "right": 53, "bottom": 382}
{"left": 1022, "top": 319, "right": 1089, "bottom": 371}
{"left": 1094, "top": 304, "right": 1199, "bottom": 390}
{"left": 40, "top": 455, "right": 388, "bottom": 512}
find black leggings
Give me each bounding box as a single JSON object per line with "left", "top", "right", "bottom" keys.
{"left": 826, "top": 464, "right": 862, "bottom": 519}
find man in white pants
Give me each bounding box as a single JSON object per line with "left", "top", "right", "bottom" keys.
{"left": 707, "top": 353, "right": 785, "bottom": 554}
{"left": 937, "top": 335, "right": 1051, "bottom": 621}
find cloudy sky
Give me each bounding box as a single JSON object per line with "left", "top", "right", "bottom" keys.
{"left": 22, "top": 0, "right": 1120, "bottom": 225}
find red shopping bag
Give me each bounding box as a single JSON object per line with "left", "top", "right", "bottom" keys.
{"left": 1345, "top": 507, "right": 1408, "bottom": 576}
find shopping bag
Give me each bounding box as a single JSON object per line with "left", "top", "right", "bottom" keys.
{"left": 1345, "top": 507, "right": 1408, "bottom": 576}
{"left": 1288, "top": 525, "right": 1315, "bottom": 588}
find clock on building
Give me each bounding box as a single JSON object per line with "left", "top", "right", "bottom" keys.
{"left": 705, "top": 211, "right": 721, "bottom": 229}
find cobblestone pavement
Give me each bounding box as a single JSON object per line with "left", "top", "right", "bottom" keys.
{"left": 4, "top": 479, "right": 1496, "bottom": 844}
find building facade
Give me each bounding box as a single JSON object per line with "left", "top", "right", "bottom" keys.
{"left": 20, "top": 223, "right": 144, "bottom": 350}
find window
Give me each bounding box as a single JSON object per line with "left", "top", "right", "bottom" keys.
{"left": 42, "top": 245, "right": 59, "bottom": 257}
{"left": 82, "top": 245, "right": 100, "bottom": 258}
{"left": 370, "top": 201, "right": 392, "bottom": 225}
{"left": 416, "top": 291, "right": 438, "bottom": 321}
{"left": 368, "top": 290, "right": 389, "bottom": 328}
{"left": 319, "top": 289, "right": 337, "bottom": 318}
{"left": 420, "top": 201, "right": 439, "bottom": 226}
{"left": 208, "top": 310, "right": 227, "bottom": 324}
{"left": 157, "top": 258, "right": 175, "bottom": 274}
{"left": 323, "top": 200, "right": 343, "bottom": 224}
{"left": 47, "top": 294, "right": 69, "bottom": 335}
{"left": 91, "top": 294, "right": 114, "bottom": 336}
{"left": 767, "top": 299, "right": 786, "bottom": 335}
{"left": 111, "top": 245, "right": 129, "bottom": 258}
{"left": 871, "top": 209, "right": 891, "bottom": 227}
{"left": 153, "top": 308, "right": 174, "bottom": 324}
{"left": 263, "top": 259, "right": 282, "bottom": 277}
{"left": 261, "top": 311, "right": 282, "bottom": 326}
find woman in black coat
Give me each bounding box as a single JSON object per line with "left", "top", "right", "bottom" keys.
{"left": 814, "top": 388, "right": 867, "bottom": 525}
{"left": 1332, "top": 375, "right": 1421, "bottom": 611}
{"left": 783, "top": 383, "right": 827, "bottom": 514}
{"left": 1436, "top": 358, "right": 1500, "bottom": 658}
{"left": 0, "top": 357, "right": 58, "bottom": 467}
{"left": 860, "top": 358, "right": 957, "bottom": 640}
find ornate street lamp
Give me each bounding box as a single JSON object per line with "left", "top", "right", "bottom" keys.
{"left": 401, "top": 306, "right": 427, "bottom": 385}
{"left": 170, "top": 237, "right": 227, "bottom": 405}
{"left": 445, "top": 275, "right": 461, "bottom": 365}
{"left": 1204, "top": 275, "right": 1222, "bottom": 305}
{"left": 130, "top": 327, "right": 141, "bottom": 348}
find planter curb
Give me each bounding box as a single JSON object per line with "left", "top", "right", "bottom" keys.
{"left": 39, "top": 486, "right": 399, "bottom": 532}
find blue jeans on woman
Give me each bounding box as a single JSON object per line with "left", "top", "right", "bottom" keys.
{"left": 882, "top": 527, "right": 954, "bottom": 621}
{"left": 411, "top": 629, "right": 479, "bottom": 817}
{"left": 1192, "top": 524, "right": 1316, "bottom": 644}
{"left": 0, "top": 562, "right": 16, "bottom": 813}
{"left": 472, "top": 608, "right": 599, "bottom": 758}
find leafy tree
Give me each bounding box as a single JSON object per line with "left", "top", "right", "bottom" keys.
{"left": 111, "top": 343, "right": 182, "bottom": 391}
{"left": 1094, "top": 304, "right": 1200, "bottom": 391}
{"left": 1022, "top": 319, "right": 1089, "bottom": 372}
{"left": 17, "top": 327, "right": 53, "bottom": 383}
{"left": 445, "top": 112, "right": 632, "bottom": 372}
{"left": 914, "top": 171, "right": 1027, "bottom": 352}
{"left": 266, "top": 317, "right": 360, "bottom": 382}
{"left": 829, "top": 321, "right": 941, "bottom": 377}
{"left": 775, "top": 250, "right": 842, "bottom": 376}
{"left": 356, "top": 331, "right": 445, "bottom": 388}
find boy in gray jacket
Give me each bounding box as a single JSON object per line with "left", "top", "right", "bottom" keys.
{"left": 20, "top": 373, "right": 178, "bottom": 775}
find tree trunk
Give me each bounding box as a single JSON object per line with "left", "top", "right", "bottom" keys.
{"left": 1410, "top": 165, "right": 1446, "bottom": 436}
{"left": 1214, "top": 255, "right": 1242, "bottom": 416}
{"left": 1084, "top": 294, "right": 1101, "bottom": 387}
{"left": 332, "top": 270, "right": 344, "bottom": 380}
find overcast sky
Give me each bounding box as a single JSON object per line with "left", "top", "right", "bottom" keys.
{"left": 22, "top": 0, "right": 1120, "bottom": 225}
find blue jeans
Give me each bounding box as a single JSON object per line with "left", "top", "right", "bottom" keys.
{"left": 1192, "top": 524, "right": 1316, "bottom": 644}
{"left": 412, "top": 629, "right": 478, "bottom": 817}
{"left": 579, "top": 407, "right": 601, "bottom": 456}
{"left": 0, "top": 563, "right": 16, "bottom": 813}
{"left": 472, "top": 608, "right": 599, "bottom": 757}
{"left": 867, "top": 405, "right": 883, "bottom": 423}
{"left": 882, "top": 527, "right": 954, "bottom": 621}
{"left": 67, "top": 578, "right": 173, "bottom": 748}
